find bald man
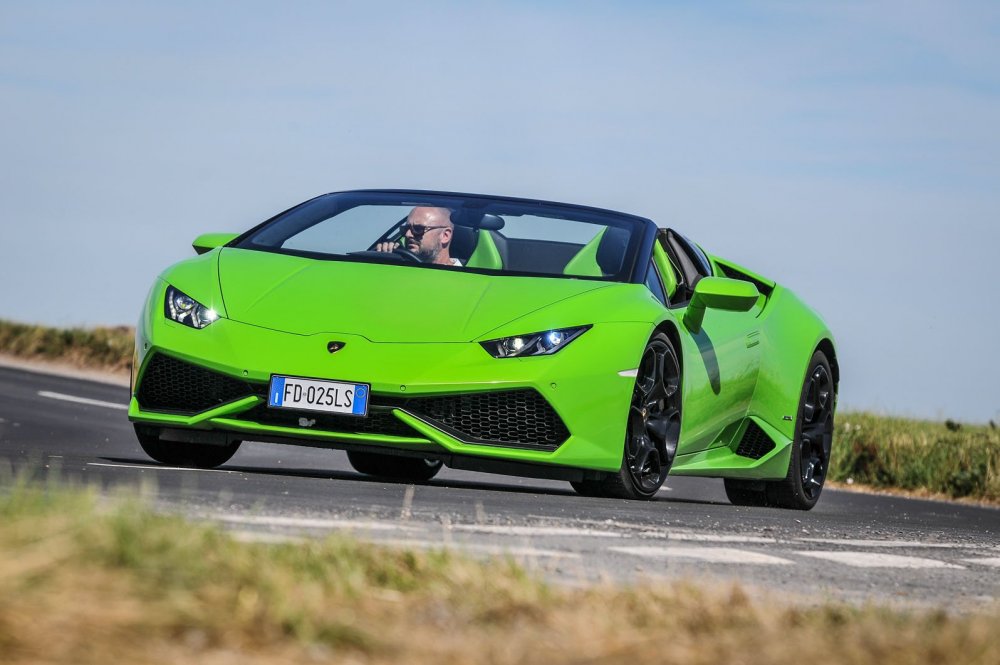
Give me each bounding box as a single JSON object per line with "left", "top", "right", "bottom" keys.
{"left": 375, "top": 206, "right": 462, "bottom": 266}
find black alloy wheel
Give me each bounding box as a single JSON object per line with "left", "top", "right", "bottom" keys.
{"left": 725, "top": 350, "right": 835, "bottom": 510}
{"left": 346, "top": 450, "right": 443, "bottom": 482}
{"left": 134, "top": 425, "right": 241, "bottom": 469}
{"left": 572, "top": 332, "right": 682, "bottom": 500}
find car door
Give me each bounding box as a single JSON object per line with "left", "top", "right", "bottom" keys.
{"left": 658, "top": 230, "right": 763, "bottom": 455}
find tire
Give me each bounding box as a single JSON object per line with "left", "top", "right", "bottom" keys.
{"left": 762, "top": 350, "right": 835, "bottom": 510}
{"left": 571, "top": 332, "right": 682, "bottom": 500}
{"left": 723, "top": 478, "right": 770, "bottom": 507}
{"left": 346, "top": 450, "right": 442, "bottom": 482}
{"left": 134, "top": 425, "right": 241, "bottom": 469}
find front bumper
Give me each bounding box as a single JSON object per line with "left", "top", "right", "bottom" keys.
{"left": 130, "top": 301, "right": 651, "bottom": 473}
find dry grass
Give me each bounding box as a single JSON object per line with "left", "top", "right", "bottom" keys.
{"left": 0, "top": 319, "right": 133, "bottom": 373}
{"left": 1, "top": 483, "right": 998, "bottom": 665}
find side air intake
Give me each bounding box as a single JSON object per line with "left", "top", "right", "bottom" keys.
{"left": 735, "top": 420, "right": 776, "bottom": 459}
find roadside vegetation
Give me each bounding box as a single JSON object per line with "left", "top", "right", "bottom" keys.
{"left": 1, "top": 320, "right": 997, "bottom": 503}
{"left": 1, "top": 482, "right": 997, "bottom": 665}
{"left": 0, "top": 319, "right": 133, "bottom": 373}
{"left": 830, "top": 413, "right": 1000, "bottom": 503}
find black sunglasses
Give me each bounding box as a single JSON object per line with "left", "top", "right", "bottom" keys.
{"left": 405, "top": 224, "right": 450, "bottom": 237}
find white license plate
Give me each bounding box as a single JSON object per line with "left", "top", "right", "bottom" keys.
{"left": 267, "top": 376, "right": 369, "bottom": 416}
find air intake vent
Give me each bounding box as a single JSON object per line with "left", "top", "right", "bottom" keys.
{"left": 735, "top": 420, "right": 776, "bottom": 459}
{"left": 403, "top": 389, "right": 569, "bottom": 451}
{"left": 136, "top": 353, "right": 257, "bottom": 414}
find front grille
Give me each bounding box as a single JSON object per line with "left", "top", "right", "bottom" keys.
{"left": 237, "top": 404, "right": 419, "bottom": 438}
{"left": 137, "top": 355, "right": 568, "bottom": 451}
{"left": 136, "top": 353, "right": 257, "bottom": 414}
{"left": 401, "top": 389, "right": 569, "bottom": 451}
{"left": 735, "top": 420, "right": 775, "bottom": 459}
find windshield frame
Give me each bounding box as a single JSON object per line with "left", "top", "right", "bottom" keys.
{"left": 229, "top": 189, "right": 658, "bottom": 284}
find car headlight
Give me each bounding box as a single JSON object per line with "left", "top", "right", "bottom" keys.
{"left": 164, "top": 286, "right": 220, "bottom": 329}
{"left": 480, "top": 325, "right": 590, "bottom": 358}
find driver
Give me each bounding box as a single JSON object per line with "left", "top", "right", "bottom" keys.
{"left": 375, "top": 206, "right": 462, "bottom": 266}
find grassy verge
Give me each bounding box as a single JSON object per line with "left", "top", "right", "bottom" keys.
{"left": 1, "top": 319, "right": 997, "bottom": 503}
{"left": 830, "top": 413, "right": 999, "bottom": 502}
{"left": 1, "top": 483, "right": 997, "bottom": 665}
{"left": 0, "top": 319, "right": 133, "bottom": 373}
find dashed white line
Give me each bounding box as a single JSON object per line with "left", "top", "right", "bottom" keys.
{"left": 797, "top": 551, "right": 965, "bottom": 569}
{"left": 450, "top": 524, "right": 622, "bottom": 538}
{"left": 210, "top": 514, "right": 422, "bottom": 532}
{"left": 378, "top": 539, "right": 582, "bottom": 559}
{"left": 798, "top": 538, "right": 984, "bottom": 549}
{"left": 38, "top": 391, "right": 128, "bottom": 410}
{"left": 88, "top": 462, "right": 237, "bottom": 473}
{"left": 668, "top": 533, "right": 778, "bottom": 544}
{"left": 228, "top": 530, "right": 306, "bottom": 544}
{"left": 611, "top": 546, "right": 794, "bottom": 565}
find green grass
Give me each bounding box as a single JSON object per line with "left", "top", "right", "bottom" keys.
{"left": 831, "top": 413, "right": 1000, "bottom": 502}
{"left": 1, "top": 319, "right": 997, "bottom": 502}
{"left": 1, "top": 482, "right": 998, "bottom": 665}
{"left": 0, "top": 319, "right": 133, "bottom": 372}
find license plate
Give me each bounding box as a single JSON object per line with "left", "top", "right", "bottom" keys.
{"left": 267, "top": 375, "right": 369, "bottom": 416}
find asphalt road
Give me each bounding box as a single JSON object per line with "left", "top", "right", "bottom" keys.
{"left": 1, "top": 364, "right": 997, "bottom": 610}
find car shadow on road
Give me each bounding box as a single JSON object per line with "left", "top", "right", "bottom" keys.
{"left": 97, "top": 456, "right": 729, "bottom": 505}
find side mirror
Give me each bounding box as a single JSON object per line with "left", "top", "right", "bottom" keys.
{"left": 192, "top": 232, "right": 239, "bottom": 255}
{"left": 683, "top": 276, "right": 760, "bottom": 333}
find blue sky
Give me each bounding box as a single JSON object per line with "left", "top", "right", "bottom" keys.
{"left": 1, "top": 1, "right": 998, "bottom": 422}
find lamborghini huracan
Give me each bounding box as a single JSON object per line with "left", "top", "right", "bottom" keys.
{"left": 128, "top": 189, "right": 839, "bottom": 509}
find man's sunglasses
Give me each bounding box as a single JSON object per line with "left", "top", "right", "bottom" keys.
{"left": 405, "top": 224, "right": 450, "bottom": 237}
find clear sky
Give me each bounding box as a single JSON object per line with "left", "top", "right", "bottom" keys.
{"left": 1, "top": 2, "right": 998, "bottom": 422}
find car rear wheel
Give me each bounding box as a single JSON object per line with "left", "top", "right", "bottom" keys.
{"left": 134, "top": 425, "right": 241, "bottom": 469}
{"left": 766, "top": 350, "right": 835, "bottom": 510}
{"left": 724, "top": 350, "right": 835, "bottom": 510}
{"left": 346, "top": 450, "right": 442, "bottom": 482}
{"left": 571, "top": 332, "right": 682, "bottom": 500}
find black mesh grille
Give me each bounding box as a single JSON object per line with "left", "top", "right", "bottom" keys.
{"left": 735, "top": 420, "right": 775, "bottom": 459}
{"left": 237, "top": 404, "right": 418, "bottom": 438}
{"left": 136, "top": 354, "right": 257, "bottom": 414}
{"left": 402, "top": 389, "right": 569, "bottom": 451}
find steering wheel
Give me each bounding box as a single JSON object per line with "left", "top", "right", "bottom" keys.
{"left": 392, "top": 246, "right": 423, "bottom": 263}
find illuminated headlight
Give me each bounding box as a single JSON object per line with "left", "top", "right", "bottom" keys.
{"left": 481, "top": 325, "right": 590, "bottom": 358}
{"left": 164, "top": 286, "right": 219, "bottom": 329}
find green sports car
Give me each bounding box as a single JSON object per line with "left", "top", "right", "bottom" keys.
{"left": 129, "top": 189, "right": 839, "bottom": 509}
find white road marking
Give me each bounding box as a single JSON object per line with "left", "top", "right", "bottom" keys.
{"left": 668, "top": 533, "right": 778, "bottom": 544}
{"left": 610, "top": 545, "right": 794, "bottom": 565}
{"left": 378, "top": 539, "right": 582, "bottom": 559}
{"left": 210, "top": 514, "right": 422, "bottom": 532}
{"left": 450, "top": 524, "right": 622, "bottom": 538}
{"left": 961, "top": 557, "right": 1000, "bottom": 568}
{"left": 88, "top": 462, "right": 237, "bottom": 474}
{"left": 400, "top": 484, "right": 414, "bottom": 520}
{"left": 797, "top": 551, "right": 965, "bottom": 569}
{"left": 38, "top": 390, "right": 128, "bottom": 410}
{"left": 798, "top": 538, "right": 985, "bottom": 549}
{"left": 228, "top": 530, "right": 306, "bottom": 544}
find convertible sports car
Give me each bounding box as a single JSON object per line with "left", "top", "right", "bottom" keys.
{"left": 129, "top": 189, "right": 838, "bottom": 509}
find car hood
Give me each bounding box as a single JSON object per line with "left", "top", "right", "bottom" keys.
{"left": 218, "top": 249, "right": 612, "bottom": 342}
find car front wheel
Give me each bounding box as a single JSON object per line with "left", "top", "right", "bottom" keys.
{"left": 346, "top": 450, "right": 442, "bottom": 482}
{"left": 571, "top": 332, "right": 682, "bottom": 500}
{"left": 134, "top": 425, "right": 241, "bottom": 469}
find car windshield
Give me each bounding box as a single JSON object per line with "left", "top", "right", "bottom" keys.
{"left": 233, "top": 191, "right": 648, "bottom": 282}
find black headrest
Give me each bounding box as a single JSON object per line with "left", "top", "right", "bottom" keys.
{"left": 596, "top": 226, "right": 630, "bottom": 276}
{"left": 449, "top": 225, "right": 477, "bottom": 261}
